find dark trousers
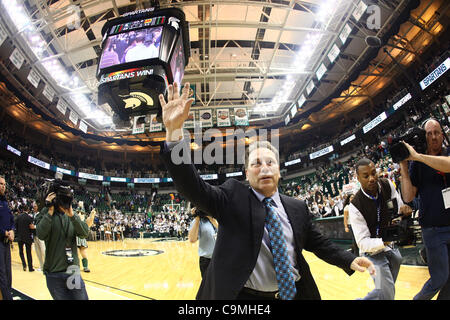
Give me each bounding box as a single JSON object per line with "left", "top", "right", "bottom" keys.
{"left": 45, "top": 271, "right": 89, "bottom": 300}
{"left": 199, "top": 256, "right": 211, "bottom": 279}
{"left": 414, "top": 226, "right": 450, "bottom": 300}
{"left": 18, "top": 241, "right": 33, "bottom": 270}
{"left": 0, "top": 241, "right": 12, "bottom": 300}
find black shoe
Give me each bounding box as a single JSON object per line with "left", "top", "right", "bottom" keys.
{"left": 23, "top": 267, "right": 26, "bottom": 271}
{"left": 29, "top": 268, "right": 35, "bottom": 272}
{"left": 83, "top": 268, "right": 90, "bottom": 273}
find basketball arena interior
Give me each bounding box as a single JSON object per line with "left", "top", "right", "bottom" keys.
{"left": 0, "top": 0, "right": 449, "bottom": 303}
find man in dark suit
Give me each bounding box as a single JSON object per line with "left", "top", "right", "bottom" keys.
{"left": 158, "top": 82, "right": 375, "bottom": 300}
{"left": 15, "top": 207, "right": 35, "bottom": 272}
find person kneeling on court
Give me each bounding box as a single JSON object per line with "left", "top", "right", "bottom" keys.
{"left": 35, "top": 190, "right": 90, "bottom": 300}
{"left": 349, "top": 158, "right": 412, "bottom": 300}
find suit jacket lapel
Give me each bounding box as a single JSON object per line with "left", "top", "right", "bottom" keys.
{"left": 280, "top": 194, "right": 303, "bottom": 249}
{"left": 248, "top": 189, "right": 266, "bottom": 257}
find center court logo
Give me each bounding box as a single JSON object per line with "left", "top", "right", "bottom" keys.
{"left": 102, "top": 249, "right": 164, "bottom": 257}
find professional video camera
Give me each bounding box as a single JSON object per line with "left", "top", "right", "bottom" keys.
{"left": 37, "top": 179, "right": 74, "bottom": 211}
{"left": 380, "top": 198, "right": 414, "bottom": 245}
{"left": 388, "top": 127, "right": 427, "bottom": 163}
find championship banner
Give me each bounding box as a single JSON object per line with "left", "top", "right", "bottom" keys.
{"left": 306, "top": 80, "right": 315, "bottom": 96}
{"left": 0, "top": 23, "right": 8, "bottom": 46}
{"left": 9, "top": 48, "right": 25, "bottom": 69}
{"left": 149, "top": 114, "right": 163, "bottom": 132}
{"left": 284, "top": 114, "right": 290, "bottom": 125}
{"left": 199, "top": 109, "right": 213, "bottom": 128}
{"left": 132, "top": 115, "right": 146, "bottom": 134}
{"left": 183, "top": 111, "right": 195, "bottom": 129}
{"left": 234, "top": 107, "right": 249, "bottom": 126}
{"left": 42, "top": 84, "right": 55, "bottom": 102}
{"left": 216, "top": 108, "right": 231, "bottom": 127}
{"left": 190, "top": 84, "right": 196, "bottom": 105}
{"left": 27, "top": 69, "right": 41, "bottom": 88}
{"left": 56, "top": 99, "right": 68, "bottom": 115}
{"left": 69, "top": 110, "right": 79, "bottom": 125}
{"left": 79, "top": 121, "right": 88, "bottom": 133}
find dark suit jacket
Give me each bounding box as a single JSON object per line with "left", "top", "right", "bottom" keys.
{"left": 161, "top": 143, "right": 356, "bottom": 300}
{"left": 14, "top": 213, "right": 34, "bottom": 244}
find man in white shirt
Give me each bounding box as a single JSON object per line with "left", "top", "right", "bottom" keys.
{"left": 349, "top": 158, "right": 412, "bottom": 300}
{"left": 124, "top": 34, "right": 157, "bottom": 63}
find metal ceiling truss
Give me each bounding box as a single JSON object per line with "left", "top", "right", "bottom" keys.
{"left": 3, "top": 0, "right": 446, "bottom": 136}
{"left": 294, "top": 0, "right": 443, "bottom": 127}
{"left": 29, "top": 0, "right": 345, "bottom": 119}
{"left": 279, "top": 0, "right": 356, "bottom": 120}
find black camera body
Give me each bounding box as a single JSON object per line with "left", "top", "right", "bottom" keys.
{"left": 380, "top": 198, "right": 412, "bottom": 243}
{"left": 389, "top": 127, "right": 427, "bottom": 163}
{"left": 37, "top": 179, "right": 74, "bottom": 211}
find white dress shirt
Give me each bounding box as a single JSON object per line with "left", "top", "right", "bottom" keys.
{"left": 244, "top": 189, "right": 301, "bottom": 292}
{"left": 348, "top": 180, "right": 404, "bottom": 255}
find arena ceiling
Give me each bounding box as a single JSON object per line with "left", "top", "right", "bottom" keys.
{"left": 0, "top": 0, "right": 448, "bottom": 153}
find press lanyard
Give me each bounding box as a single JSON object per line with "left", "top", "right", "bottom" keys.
{"left": 368, "top": 193, "right": 382, "bottom": 238}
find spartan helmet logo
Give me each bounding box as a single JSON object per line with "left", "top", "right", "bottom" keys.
{"left": 119, "top": 92, "right": 154, "bottom": 109}
{"left": 168, "top": 17, "right": 180, "bottom": 31}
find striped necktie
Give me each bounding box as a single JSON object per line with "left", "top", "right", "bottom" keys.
{"left": 263, "top": 197, "right": 297, "bottom": 300}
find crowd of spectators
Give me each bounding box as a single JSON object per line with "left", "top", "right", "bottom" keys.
{"left": 0, "top": 37, "right": 448, "bottom": 241}
{"left": 1, "top": 80, "right": 449, "bottom": 241}
{"left": 87, "top": 208, "right": 191, "bottom": 241}
{"left": 281, "top": 87, "right": 449, "bottom": 220}
{"left": 0, "top": 157, "right": 192, "bottom": 241}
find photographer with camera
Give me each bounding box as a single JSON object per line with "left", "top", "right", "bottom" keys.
{"left": 399, "top": 118, "right": 450, "bottom": 300}
{"left": 188, "top": 207, "right": 218, "bottom": 279}
{"left": 35, "top": 180, "right": 90, "bottom": 300}
{"left": 349, "top": 158, "right": 412, "bottom": 300}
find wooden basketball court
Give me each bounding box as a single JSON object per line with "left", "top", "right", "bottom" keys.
{"left": 10, "top": 238, "right": 432, "bottom": 300}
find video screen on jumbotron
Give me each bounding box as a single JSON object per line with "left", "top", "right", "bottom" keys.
{"left": 170, "top": 34, "right": 185, "bottom": 85}
{"left": 99, "top": 26, "right": 163, "bottom": 70}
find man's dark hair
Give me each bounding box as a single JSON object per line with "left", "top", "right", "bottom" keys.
{"left": 355, "top": 158, "right": 373, "bottom": 174}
